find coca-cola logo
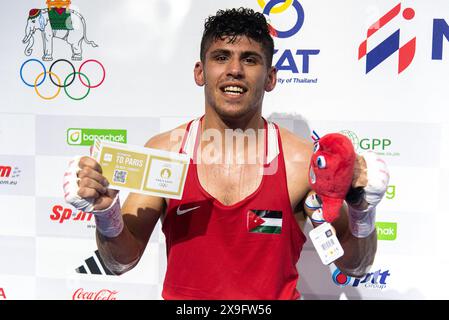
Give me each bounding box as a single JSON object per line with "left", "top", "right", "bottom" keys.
{"left": 72, "top": 288, "right": 118, "bottom": 300}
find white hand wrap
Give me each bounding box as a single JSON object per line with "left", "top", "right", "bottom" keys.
{"left": 349, "top": 151, "right": 390, "bottom": 238}
{"left": 63, "top": 156, "right": 95, "bottom": 213}
{"left": 93, "top": 194, "right": 124, "bottom": 238}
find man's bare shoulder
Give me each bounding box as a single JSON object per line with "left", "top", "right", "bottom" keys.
{"left": 276, "top": 125, "right": 313, "bottom": 210}
{"left": 277, "top": 126, "right": 313, "bottom": 166}
{"left": 144, "top": 122, "right": 189, "bottom": 153}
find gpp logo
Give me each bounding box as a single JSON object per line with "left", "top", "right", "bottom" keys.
{"left": 339, "top": 130, "right": 392, "bottom": 153}
{"left": 258, "top": 0, "right": 305, "bottom": 38}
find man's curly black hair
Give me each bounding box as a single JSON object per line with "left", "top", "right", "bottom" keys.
{"left": 200, "top": 7, "right": 274, "bottom": 67}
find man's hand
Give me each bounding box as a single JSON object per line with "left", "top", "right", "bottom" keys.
{"left": 63, "top": 156, "right": 118, "bottom": 212}
{"left": 346, "top": 151, "right": 390, "bottom": 211}
{"left": 346, "top": 151, "right": 390, "bottom": 238}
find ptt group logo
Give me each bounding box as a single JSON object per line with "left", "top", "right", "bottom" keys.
{"left": 67, "top": 128, "right": 127, "bottom": 146}
{"left": 339, "top": 130, "right": 399, "bottom": 157}
{"left": 0, "top": 165, "right": 21, "bottom": 186}
{"left": 332, "top": 267, "right": 391, "bottom": 290}
{"left": 20, "top": 0, "right": 105, "bottom": 101}
{"left": 257, "top": 0, "right": 320, "bottom": 84}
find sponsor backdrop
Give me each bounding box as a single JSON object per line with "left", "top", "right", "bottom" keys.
{"left": 0, "top": 0, "right": 448, "bottom": 300}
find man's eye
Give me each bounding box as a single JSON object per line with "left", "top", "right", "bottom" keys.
{"left": 243, "top": 57, "right": 256, "bottom": 64}
{"left": 215, "top": 56, "right": 228, "bottom": 62}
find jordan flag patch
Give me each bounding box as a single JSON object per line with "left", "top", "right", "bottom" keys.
{"left": 247, "top": 210, "right": 282, "bottom": 234}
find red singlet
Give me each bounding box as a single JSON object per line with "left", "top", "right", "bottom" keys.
{"left": 162, "top": 117, "right": 306, "bottom": 300}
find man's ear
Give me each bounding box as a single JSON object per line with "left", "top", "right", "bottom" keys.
{"left": 194, "top": 61, "right": 205, "bottom": 86}
{"left": 265, "top": 66, "right": 277, "bottom": 92}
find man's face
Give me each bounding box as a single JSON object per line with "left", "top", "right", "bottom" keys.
{"left": 194, "top": 36, "right": 276, "bottom": 121}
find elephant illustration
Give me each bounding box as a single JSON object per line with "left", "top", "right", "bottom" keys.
{"left": 22, "top": 8, "right": 98, "bottom": 61}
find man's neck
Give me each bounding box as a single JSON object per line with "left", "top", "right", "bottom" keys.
{"left": 198, "top": 108, "right": 266, "bottom": 166}
{"left": 202, "top": 109, "right": 264, "bottom": 132}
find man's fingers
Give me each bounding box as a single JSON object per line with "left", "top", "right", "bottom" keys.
{"left": 352, "top": 154, "right": 368, "bottom": 188}
{"left": 77, "top": 166, "right": 109, "bottom": 188}
{"left": 78, "top": 177, "right": 108, "bottom": 194}
{"left": 77, "top": 187, "right": 100, "bottom": 199}
{"left": 78, "top": 156, "right": 102, "bottom": 174}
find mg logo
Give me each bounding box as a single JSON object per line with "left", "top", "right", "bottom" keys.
{"left": 0, "top": 166, "right": 12, "bottom": 178}
{"left": 67, "top": 128, "right": 82, "bottom": 145}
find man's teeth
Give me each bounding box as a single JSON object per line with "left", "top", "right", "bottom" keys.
{"left": 224, "top": 86, "right": 244, "bottom": 95}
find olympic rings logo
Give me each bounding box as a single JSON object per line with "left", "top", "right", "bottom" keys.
{"left": 258, "top": 0, "right": 305, "bottom": 38}
{"left": 19, "top": 58, "right": 106, "bottom": 101}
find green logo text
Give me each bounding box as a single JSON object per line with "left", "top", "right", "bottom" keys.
{"left": 67, "top": 128, "right": 127, "bottom": 146}
{"left": 376, "top": 222, "right": 397, "bottom": 241}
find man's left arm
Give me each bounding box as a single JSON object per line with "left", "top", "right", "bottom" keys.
{"left": 304, "top": 152, "right": 390, "bottom": 278}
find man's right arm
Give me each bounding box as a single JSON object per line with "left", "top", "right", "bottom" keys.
{"left": 64, "top": 126, "right": 186, "bottom": 275}
{"left": 96, "top": 191, "right": 166, "bottom": 275}
{"left": 95, "top": 129, "right": 186, "bottom": 275}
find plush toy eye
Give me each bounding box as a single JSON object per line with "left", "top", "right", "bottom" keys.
{"left": 313, "top": 142, "right": 320, "bottom": 153}
{"left": 316, "top": 156, "right": 326, "bottom": 169}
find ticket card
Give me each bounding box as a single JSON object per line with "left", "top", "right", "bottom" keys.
{"left": 92, "top": 139, "right": 190, "bottom": 199}
{"left": 309, "top": 222, "right": 344, "bottom": 265}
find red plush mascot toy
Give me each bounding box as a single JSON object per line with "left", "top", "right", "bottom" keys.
{"left": 309, "top": 131, "right": 356, "bottom": 223}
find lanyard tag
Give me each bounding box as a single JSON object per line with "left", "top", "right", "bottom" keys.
{"left": 309, "top": 222, "right": 344, "bottom": 265}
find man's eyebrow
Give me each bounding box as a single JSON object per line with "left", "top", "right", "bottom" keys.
{"left": 209, "top": 49, "right": 264, "bottom": 60}
{"left": 209, "top": 49, "right": 231, "bottom": 56}
{"left": 240, "top": 51, "right": 264, "bottom": 60}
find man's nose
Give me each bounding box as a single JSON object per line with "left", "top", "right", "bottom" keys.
{"left": 226, "top": 58, "right": 244, "bottom": 79}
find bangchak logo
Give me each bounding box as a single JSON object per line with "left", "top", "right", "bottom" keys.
{"left": 332, "top": 267, "right": 391, "bottom": 290}
{"left": 376, "top": 222, "right": 397, "bottom": 241}
{"left": 258, "top": 0, "right": 320, "bottom": 84}
{"left": 67, "top": 128, "right": 127, "bottom": 146}
{"left": 339, "top": 130, "right": 399, "bottom": 157}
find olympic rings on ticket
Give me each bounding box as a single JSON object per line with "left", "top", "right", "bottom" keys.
{"left": 19, "top": 58, "right": 106, "bottom": 100}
